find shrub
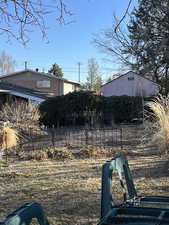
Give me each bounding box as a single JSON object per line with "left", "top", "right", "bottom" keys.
{"left": 39, "top": 91, "right": 145, "bottom": 127}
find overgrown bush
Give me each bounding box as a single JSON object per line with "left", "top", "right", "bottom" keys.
{"left": 102, "top": 95, "right": 143, "bottom": 124}
{"left": 39, "top": 91, "right": 145, "bottom": 127}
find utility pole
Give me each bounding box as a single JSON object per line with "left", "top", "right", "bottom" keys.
{"left": 24, "top": 61, "right": 27, "bottom": 70}
{"left": 78, "top": 62, "right": 81, "bottom": 83}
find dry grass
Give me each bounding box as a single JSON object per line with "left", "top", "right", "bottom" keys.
{"left": 0, "top": 153, "right": 169, "bottom": 224}
{"left": 0, "top": 125, "right": 168, "bottom": 224}
{"left": 0, "top": 158, "right": 104, "bottom": 225}
{"left": 146, "top": 95, "right": 169, "bottom": 154}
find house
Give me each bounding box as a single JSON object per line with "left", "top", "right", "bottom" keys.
{"left": 0, "top": 81, "right": 47, "bottom": 105}
{"left": 0, "top": 69, "right": 81, "bottom": 97}
{"left": 101, "top": 71, "right": 160, "bottom": 97}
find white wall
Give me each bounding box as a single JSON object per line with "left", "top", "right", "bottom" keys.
{"left": 64, "top": 82, "right": 75, "bottom": 95}
{"left": 102, "top": 72, "right": 160, "bottom": 97}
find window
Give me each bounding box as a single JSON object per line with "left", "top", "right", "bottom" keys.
{"left": 37, "top": 80, "right": 51, "bottom": 88}
{"left": 128, "top": 77, "right": 134, "bottom": 81}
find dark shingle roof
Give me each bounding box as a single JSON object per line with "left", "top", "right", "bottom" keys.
{"left": 0, "top": 81, "right": 48, "bottom": 101}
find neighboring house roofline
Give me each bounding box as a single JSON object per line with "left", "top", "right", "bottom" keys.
{"left": 9, "top": 91, "right": 45, "bottom": 103}
{"left": 0, "top": 69, "right": 81, "bottom": 86}
{"left": 0, "top": 80, "right": 48, "bottom": 102}
{"left": 102, "top": 71, "right": 161, "bottom": 88}
{"left": 63, "top": 79, "right": 81, "bottom": 86}
{"left": 0, "top": 69, "right": 55, "bottom": 79}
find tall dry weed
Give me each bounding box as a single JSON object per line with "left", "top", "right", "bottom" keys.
{"left": 146, "top": 95, "right": 169, "bottom": 154}
{"left": 1, "top": 126, "right": 19, "bottom": 149}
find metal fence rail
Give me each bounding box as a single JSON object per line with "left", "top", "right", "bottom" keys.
{"left": 17, "top": 127, "right": 123, "bottom": 151}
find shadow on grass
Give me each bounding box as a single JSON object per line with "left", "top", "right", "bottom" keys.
{"left": 0, "top": 188, "right": 100, "bottom": 224}
{"left": 131, "top": 159, "right": 169, "bottom": 179}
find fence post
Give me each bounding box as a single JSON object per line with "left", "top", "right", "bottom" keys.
{"left": 51, "top": 126, "right": 55, "bottom": 147}
{"left": 85, "top": 129, "right": 88, "bottom": 145}
{"left": 120, "top": 128, "right": 123, "bottom": 150}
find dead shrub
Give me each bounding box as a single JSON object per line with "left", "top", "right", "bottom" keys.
{"left": 17, "top": 147, "right": 74, "bottom": 161}
{"left": 17, "top": 150, "right": 48, "bottom": 161}
{"left": 78, "top": 146, "right": 102, "bottom": 158}
{"left": 0, "top": 101, "right": 40, "bottom": 127}
{"left": 47, "top": 147, "right": 74, "bottom": 160}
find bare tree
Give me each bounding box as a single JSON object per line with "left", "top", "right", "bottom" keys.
{"left": 0, "top": 1, "right": 134, "bottom": 45}
{"left": 0, "top": 0, "right": 73, "bottom": 45}
{"left": 0, "top": 51, "right": 16, "bottom": 75}
{"left": 94, "top": 0, "right": 135, "bottom": 70}
{"left": 84, "top": 58, "right": 102, "bottom": 91}
{"left": 94, "top": 17, "right": 132, "bottom": 68}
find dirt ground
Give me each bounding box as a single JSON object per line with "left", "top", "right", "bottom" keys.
{"left": 0, "top": 125, "right": 169, "bottom": 225}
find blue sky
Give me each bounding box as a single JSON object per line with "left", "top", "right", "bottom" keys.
{"left": 1, "top": 0, "right": 137, "bottom": 83}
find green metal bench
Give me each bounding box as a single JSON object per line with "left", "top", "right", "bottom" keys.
{"left": 98, "top": 155, "right": 169, "bottom": 225}
{"left": 0, "top": 202, "right": 49, "bottom": 225}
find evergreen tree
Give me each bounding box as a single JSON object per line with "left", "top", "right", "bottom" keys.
{"left": 48, "top": 63, "right": 64, "bottom": 78}
{"left": 127, "top": 0, "right": 169, "bottom": 94}
{"left": 95, "top": 0, "right": 169, "bottom": 94}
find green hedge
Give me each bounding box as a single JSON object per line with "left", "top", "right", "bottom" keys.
{"left": 39, "top": 91, "right": 148, "bottom": 127}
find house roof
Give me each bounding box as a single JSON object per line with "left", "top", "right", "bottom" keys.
{"left": 0, "top": 81, "right": 48, "bottom": 103}
{"left": 102, "top": 71, "right": 161, "bottom": 87}
{"left": 0, "top": 69, "right": 81, "bottom": 86}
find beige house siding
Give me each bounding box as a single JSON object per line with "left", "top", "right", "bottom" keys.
{"left": 64, "top": 82, "right": 76, "bottom": 95}
{"left": 0, "top": 71, "right": 64, "bottom": 96}
{"left": 0, "top": 70, "right": 81, "bottom": 97}
{"left": 102, "top": 71, "right": 160, "bottom": 97}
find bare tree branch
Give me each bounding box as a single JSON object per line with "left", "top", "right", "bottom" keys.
{"left": 0, "top": 0, "right": 74, "bottom": 44}
{"left": 56, "top": 0, "right": 74, "bottom": 24}
{"left": 114, "top": 0, "right": 133, "bottom": 33}
{"left": 93, "top": 17, "right": 134, "bottom": 69}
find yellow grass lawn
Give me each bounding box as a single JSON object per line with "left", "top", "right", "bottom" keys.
{"left": 0, "top": 153, "right": 169, "bottom": 225}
